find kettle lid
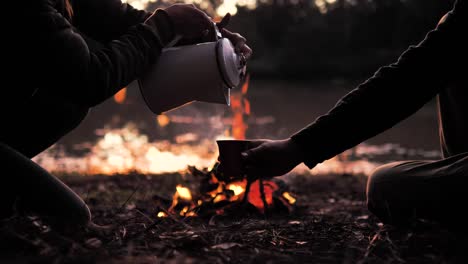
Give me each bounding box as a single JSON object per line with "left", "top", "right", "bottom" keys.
{"left": 217, "top": 38, "right": 242, "bottom": 88}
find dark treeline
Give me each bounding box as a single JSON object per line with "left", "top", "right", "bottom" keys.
{"left": 149, "top": 0, "right": 455, "bottom": 80}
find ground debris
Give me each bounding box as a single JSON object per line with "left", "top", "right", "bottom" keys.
{"left": 1, "top": 173, "right": 467, "bottom": 263}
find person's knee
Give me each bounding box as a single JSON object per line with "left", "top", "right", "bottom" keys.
{"left": 367, "top": 164, "right": 396, "bottom": 204}
{"left": 366, "top": 162, "right": 406, "bottom": 223}
{"left": 56, "top": 200, "right": 92, "bottom": 228}
{"left": 64, "top": 190, "right": 92, "bottom": 227}
{"left": 49, "top": 204, "right": 91, "bottom": 232}
{"left": 75, "top": 202, "right": 92, "bottom": 226}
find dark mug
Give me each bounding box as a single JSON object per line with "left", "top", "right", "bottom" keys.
{"left": 216, "top": 139, "right": 264, "bottom": 181}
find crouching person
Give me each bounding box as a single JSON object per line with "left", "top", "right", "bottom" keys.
{"left": 1, "top": 0, "right": 251, "bottom": 231}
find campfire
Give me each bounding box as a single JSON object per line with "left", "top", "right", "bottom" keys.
{"left": 155, "top": 164, "right": 297, "bottom": 218}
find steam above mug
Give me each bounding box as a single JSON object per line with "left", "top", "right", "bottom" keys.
{"left": 138, "top": 38, "right": 245, "bottom": 115}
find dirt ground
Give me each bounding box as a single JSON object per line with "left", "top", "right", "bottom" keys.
{"left": 1, "top": 172, "right": 467, "bottom": 264}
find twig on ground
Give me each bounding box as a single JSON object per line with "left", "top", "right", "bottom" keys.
{"left": 242, "top": 178, "right": 252, "bottom": 204}
{"left": 135, "top": 209, "right": 154, "bottom": 223}
{"left": 259, "top": 178, "right": 269, "bottom": 214}
{"left": 114, "top": 184, "right": 141, "bottom": 216}
{"left": 158, "top": 206, "right": 192, "bottom": 230}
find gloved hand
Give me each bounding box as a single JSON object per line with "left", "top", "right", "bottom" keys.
{"left": 163, "top": 4, "right": 216, "bottom": 45}
{"left": 242, "top": 139, "right": 305, "bottom": 178}
{"left": 144, "top": 8, "right": 175, "bottom": 47}
{"left": 145, "top": 4, "right": 216, "bottom": 46}
{"left": 145, "top": 4, "right": 213, "bottom": 47}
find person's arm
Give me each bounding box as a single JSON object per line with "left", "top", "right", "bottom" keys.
{"left": 32, "top": 1, "right": 172, "bottom": 107}
{"left": 72, "top": 0, "right": 152, "bottom": 42}
{"left": 291, "top": 0, "right": 466, "bottom": 168}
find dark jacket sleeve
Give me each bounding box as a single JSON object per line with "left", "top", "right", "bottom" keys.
{"left": 291, "top": 0, "right": 467, "bottom": 168}
{"left": 72, "top": 0, "right": 151, "bottom": 42}
{"left": 31, "top": 1, "right": 167, "bottom": 107}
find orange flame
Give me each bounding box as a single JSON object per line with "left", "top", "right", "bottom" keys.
{"left": 114, "top": 87, "right": 127, "bottom": 104}
{"left": 231, "top": 75, "right": 250, "bottom": 139}
{"left": 226, "top": 180, "right": 247, "bottom": 202}
{"left": 243, "top": 99, "right": 251, "bottom": 115}
{"left": 241, "top": 75, "right": 250, "bottom": 95}
{"left": 167, "top": 184, "right": 198, "bottom": 217}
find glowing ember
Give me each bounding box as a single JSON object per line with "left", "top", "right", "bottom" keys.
{"left": 167, "top": 185, "right": 197, "bottom": 217}
{"left": 227, "top": 182, "right": 245, "bottom": 196}
{"left": 176, "top": 185, "right": 193, "bottom": 200}
{"left": 209, "top": 183, "right": 225, "bottom": 198}
{"left": 185, "top": 211, "right": 197, "bottom": 217}
{"left": 114, "top": 87, "right": 127, "bottom": 104}
{"left": 282, "top": 192, "right": 297, "bottom": 204}
{"left": 157, "top": 212, "right": 167, "bottom": 218}
{"left": 181, "top": 206, "right": 189, "bottom": 215}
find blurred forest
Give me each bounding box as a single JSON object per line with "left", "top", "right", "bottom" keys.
{"left": 147, "top": 0, "right": 455, "bottom": 80}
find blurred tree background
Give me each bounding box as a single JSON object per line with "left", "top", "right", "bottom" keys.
{"left": 140, "top": 0, "right": 455, "bottom": 81}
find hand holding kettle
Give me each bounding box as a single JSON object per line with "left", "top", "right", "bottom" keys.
{"left": 139, "top": 5, "right": 252, "bottom": 115}
{"left": 145, "top": 4, "right": 252, "bottom": 59}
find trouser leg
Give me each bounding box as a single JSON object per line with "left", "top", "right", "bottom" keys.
{"left": 0, "top": 90, "right": 90, "bottom": 226}
{"left": 366, "top": 152, "right": 468, "bottom": 227}
{"left": 437, "top": 81, "right": 468, "bottom": 158}
{"left": 0, "top": 142, "right": 90, "bottom": 226}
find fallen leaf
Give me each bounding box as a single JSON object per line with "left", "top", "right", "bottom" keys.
{"left": 97, "top": 184, "right": 107, "bottom": 192}
{"left": 208, "top": 215, "right": 218, "bottom": 226}
{"left": 120, "top": 227, "right": 127, "bottom": 239}
{"left": 353, "top": 231, "right": 365, "bottom": 240}
{"left": 211, "top": 243, "right": 241, "bottom": 250}
{"left": 356, "top": 215, "right": 369, "bottom": 220}
{"left": 125, "top": 203, "right": 136, "bottom": 210}
{"left": 85, "top": 238, "right": 102, "bottom": 249}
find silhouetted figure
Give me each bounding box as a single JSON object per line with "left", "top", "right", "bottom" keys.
{"left": 1, "top": 0, "right": 250, "bottom": 231}
{"left": 244, "top": 0, "right": 467, "bottom": 227}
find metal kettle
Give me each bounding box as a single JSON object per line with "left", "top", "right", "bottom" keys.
{"left": 138, "top": 28, "right": 246, "bottom": 115}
